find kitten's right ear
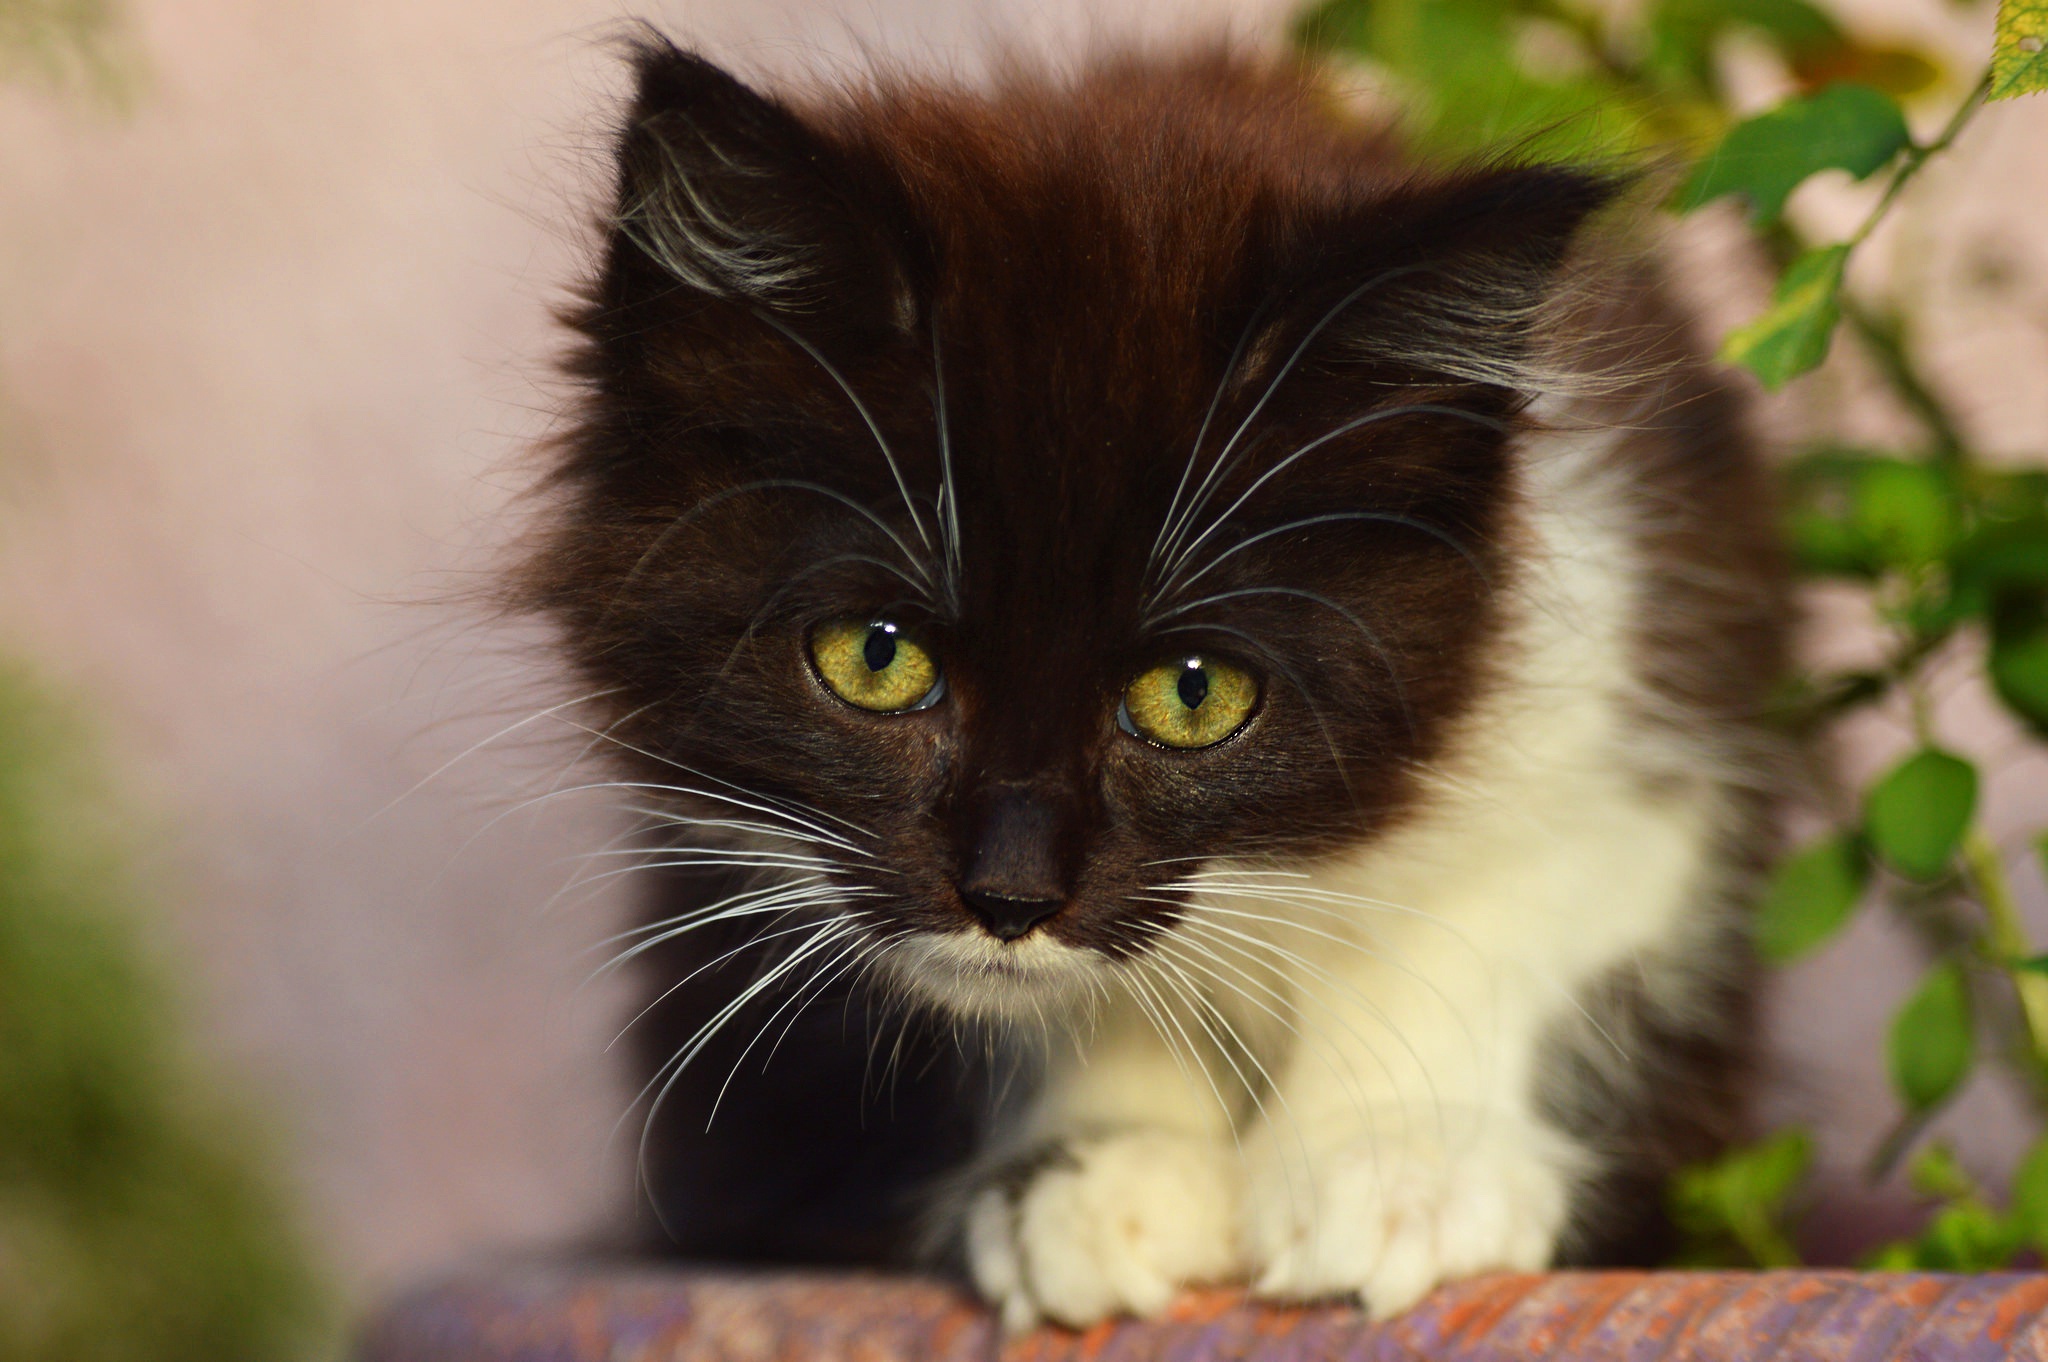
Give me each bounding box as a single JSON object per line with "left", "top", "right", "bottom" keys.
{"left": 606, "top": 39, "right": 916, "bottom": 326}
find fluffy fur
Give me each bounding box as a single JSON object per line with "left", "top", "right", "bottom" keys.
{"left": 517, "top": 38, "right": 1789, "bottom": 1327}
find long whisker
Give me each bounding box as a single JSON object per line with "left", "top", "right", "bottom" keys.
{"left": 706, "top": 928, "right": 886, "bottom": 1128}
{"left": 931, "top": 316, "right": 963, "bottom": 611}
{"left": 1111, "top": 960, "right": 1197, "bottom": 1086}
{"left": 1153, "top": 586, "right": 1413, "bottom": 741}
{"left": 598, "top": 888, "right": 867, "bottom": 991}
{"left": 570, "top": 857, "right": 857, "bottom": 910}
{"left": 632, "top": 920, "right": 864, "bottom": 1232}
{"left": 606, "top": 809, "right": 871, "bottom": 857}
{"left": 1159, "top": 403, "right": 1510, "bottom": 588}
{"left": 476, "top": 776, "right": 865, "bottom": 865}
{"left": 357, "top": 686, "right": 627, "bottom": 830}
{"left": 1154, "top": 619, "right": 1366, "bottom": 797}
{"left": 751, "top": 308, "right": 934, "bottom": 554}
{"left": 1148, "top": 933, "right": 1352, "bottom": 1240}
{"left": 1137, "top": 948, "right": 1263, "bottom": 1155}
{"left": 618, "top": 914, "right": 857, "bottom": 1104}
{"left": 593, "top": 875, "right": 834, "bottom": 948}
{"left": 1173, "top": 913, "right": 1447, "bottom": 1136}
{"left": 553, "top": 722, "right": 876, "bottom": 840}
{"left": 1146, "top": 292, "right": 1281, "bottom": 575}
{"left": 1161, "top": 877, "right": 1487, "bottom": 962}
{"left": 701, "top": 550, "right": 937, "bottom": 701}
{"left": 1154, "top": 264, "right": 1435, "bottom": 570}
{"left": 607, "top": 477, "right": 936, "bottom": 618}
{"left": 1159, "top": 509, "right": 1490, "bottom": 608}
{"left": 1156, "top": 879, "right": 1483, "bottom": 1021}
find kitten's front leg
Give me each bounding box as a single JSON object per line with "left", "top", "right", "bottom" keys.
{"left": 958, "top": 994, "right": 1246, "bottom": 1332}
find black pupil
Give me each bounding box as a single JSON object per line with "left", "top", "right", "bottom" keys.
{"left": 1177, "top": 664, "right": 1209, "bottom": 710}
{"left": 863, "top": 626, "right": 897, "bottom": 673}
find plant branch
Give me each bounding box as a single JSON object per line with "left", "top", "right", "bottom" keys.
{"left": 1967, "top": 830, "right": 2048, "bottom": 1078}
{"left": 1847, "top": 68, "right": 1992, "bottom": 251}
{"left": 1869, "top": 1103, "right": 1942, "bottom": 1182}
{"left": 1818, "top": 69, "right": 1993, "bottom": 463}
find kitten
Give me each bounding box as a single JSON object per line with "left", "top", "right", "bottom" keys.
{"left": 517, "top": 36, "right": 1789, "bottom": 1330}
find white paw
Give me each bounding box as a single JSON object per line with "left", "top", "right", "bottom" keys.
{"left": 963, "top": 1130, "right": 1243, "bottom": 1331}
{"left": 1244, "top": 1120, "right": 1573, "bottom": 1318}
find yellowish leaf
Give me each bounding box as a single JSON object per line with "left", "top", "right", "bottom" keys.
{"left": 1992, "top": 0, "right": 2048, "bottom": 101}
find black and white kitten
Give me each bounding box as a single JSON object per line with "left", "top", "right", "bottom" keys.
{"left": 517, "top": 37, "right": 1789, "bottom": 1329}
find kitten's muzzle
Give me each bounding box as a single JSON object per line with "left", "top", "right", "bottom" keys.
{"left": 957, "top": 888, "right": 1064, "bottom": 942}
{"left": 956, "top": 783, "right": 1074, "bottom": 941}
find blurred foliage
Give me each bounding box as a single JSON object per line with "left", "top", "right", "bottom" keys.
{"left": 1296, "top": 0, "right": 2048, "bottom": 1270}
{"left": 1, "top": 5, "right": 328, "bottom": 1358}
{"left": 0, "top": 0, "right": 129, "bottom": 97}
{"left": 0, "top": 665, "right": 331, "bottom": 1361}
{"left": 1670, "top": 1129, "right": 1813, "bottom": 1267}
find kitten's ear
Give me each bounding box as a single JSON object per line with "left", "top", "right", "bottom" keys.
{"left": 607, "top": 39, "right": 917, "bottom": 327}
{"left": 1293, "top": 166, "right": 1626, "bottom": 391}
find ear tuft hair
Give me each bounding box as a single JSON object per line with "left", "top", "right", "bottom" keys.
{"left": 1308, "top": 166, "right": 1641, "bottom": 396}
{"left": 610, "top": 40, "right": 883, "bottom": 313}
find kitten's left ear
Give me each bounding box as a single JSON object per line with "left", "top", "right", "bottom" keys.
{"left": 1294, "top": 165, "right": 1627, "bottom": 390}
{"left": 605, "top": 37, "right": 921, "bottom": 329}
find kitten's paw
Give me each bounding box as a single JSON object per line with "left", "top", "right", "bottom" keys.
{"left": 1245, "top": 1123, "right": 1572, "bottom": 1318}
{"left": 963, "top": 1130, "right": 1242, "bottom": 1332}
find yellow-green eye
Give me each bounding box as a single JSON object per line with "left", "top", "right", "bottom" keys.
{"left": 1120, "top": 655, "right": 1258, "bottom": 749}
{"left": 810, "top": 618, "right": 942, "bottom": 713}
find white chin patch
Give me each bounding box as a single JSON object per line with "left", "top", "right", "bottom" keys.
{"left": 885, "top": 928, "right": 1105, "bottom": 1020}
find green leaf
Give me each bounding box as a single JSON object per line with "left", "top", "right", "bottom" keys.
{"left": 1755, "top": 835, "right": 1868, "bottom": 962}
{"left": 1907, "top": 1141, "right": 1978, "bottom": 1200}
{"left": 1851, "top": 460, "right": 1957, "bottom": 569}
{"left": 1893, "top": 1146, "right": 2020, "bottom": 1272}
{"left": 1990, "top": 613, "right": 2048, "bottom": 734}
{"left": 1721, "top": 245, "right": 1848, "bottom": 389}
{"left": 2013, "top": 955, "right": 2048, "bottom": 975}
{"left": 1915, "top": 1200, "right": 2019, "bottom": 1269}
{"left": 1668, "top": 1128, "right": 1812, "bottom": 1267}
{"left": 1679, "top": 84, "right": 1910, "bottom": 223}
{"left": 1862, "top": 1240, "right": 1920, "bottom": 1269}
{"left": 1889, "top": 960, "right": 1974, "bottom": 1111}
{"left": 1864, "top": 749, "right": 1977, "bottom": 880}
{"left": 1781, "top": 448, "right": 1881, "bottom": 577}
{"left": 2009, "top": 1137, "right": 2048, "bottom": 1248}
{"left": 1991, "top": 0, "right": 2048, "bottom": 102}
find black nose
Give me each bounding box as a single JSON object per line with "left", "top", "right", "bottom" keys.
{"left": 957, "top": 784, "right": 1073, "bottom": 941}
{"left": 958, "top": 888, "right": 1064, "bottom": 941}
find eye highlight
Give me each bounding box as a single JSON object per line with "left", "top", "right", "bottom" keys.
{"left": 1119, "top": 655, "right": 1257, "bottom": 749}
{"left": 809, "top": 618, "right": 942, "bottom": 713}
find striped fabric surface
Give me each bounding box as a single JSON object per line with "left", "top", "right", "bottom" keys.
{"left": 362, "top": 1269, "right": 2048, "bottom": 1360}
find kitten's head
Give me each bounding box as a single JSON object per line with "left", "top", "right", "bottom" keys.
{"left": 524, "top": 39, "right": 1620, "bottom": 1019}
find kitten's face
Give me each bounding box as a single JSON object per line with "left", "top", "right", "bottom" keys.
{"left": 528, "top": 45, "right": 1611, "bottom": 1018}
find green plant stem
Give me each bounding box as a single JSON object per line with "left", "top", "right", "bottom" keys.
{"left": 1759, "top": 70, "right": 1989, "bottom": 463}
{"left": 1904, "top": 672, "right": 1938, "bottom": 746}
{"left": 1870, "top": 1104, "right": 1942, "bottom": 1182}
{"left": 1846, "top": 68, "right": 1992, "bottom": 252}
{"left": 1823, "top": 70, "right": 1991, "bottom": 463}
{"left": 1966, "top": 830, "right": 2048, "bottom": 1078}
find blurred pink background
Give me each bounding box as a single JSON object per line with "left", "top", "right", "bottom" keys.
{"left": 0, "top": 0, "right": 2043, "bottom": 1319}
